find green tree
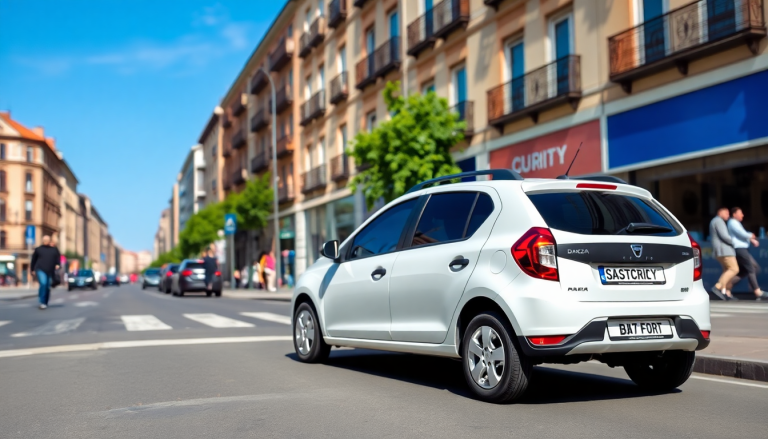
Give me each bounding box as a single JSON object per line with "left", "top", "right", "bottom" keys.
{"left": 233, "top": 171, "right": 274, "bottom": 230}
{"left": 348, "top": 81, "right": 465, "bottom": 209}
{"left": 148, "top": 248, "right": 182, "bottom": 268}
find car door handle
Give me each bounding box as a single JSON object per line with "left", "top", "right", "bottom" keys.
{"left": 371, "top": 267, "right": 387, "bottom": 281}
{"left": 449, "top": 258, "right": 470, "bottom": 272}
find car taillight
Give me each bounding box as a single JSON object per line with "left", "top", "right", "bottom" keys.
{"left": 527, "top": 335, "right": 567, "bottom": 345}
{"left": 701, "top": 330, "right": 710, "bottom": 340}
{"left": 688, "top": 233, "right": 702, "bottom": 281}
{"left": 512, "top": 227, "right": 558, "bottom": 281}
{"left": 166, "top": 271, "right": 173, "bottom": 277}
{"left": 181, "top": 270, "right": 193, "bottom": 277}
{"left": 214, "top": 271, "right": 221, "bottom": 276}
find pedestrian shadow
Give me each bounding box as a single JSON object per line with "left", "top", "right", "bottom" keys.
{"left": 288, "top": 349, "right": 679, "bottom": 404}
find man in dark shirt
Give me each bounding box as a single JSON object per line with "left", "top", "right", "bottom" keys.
{"left": 30, "top": 235, "right": 60, "bottom": 309}
{"left": 202, "top": 246, "right": 218, "bottom": 294}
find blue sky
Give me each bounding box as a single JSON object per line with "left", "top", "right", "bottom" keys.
{"left": 0, "top": 0, "right": 285, "bottom": 252}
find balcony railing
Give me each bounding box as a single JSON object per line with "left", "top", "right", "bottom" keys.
{"left": 233, "top": 166, "right": 246, "bottom": 185}
{"left": 310, "top": 16, "right": 326, "bottom": 47}
{"left": 487, "top": 55, "right": 581, "bottom": 128}
{"left": 355, "top": 53, "right": 376, "bottom": 89}
{"left": 250, "top": 70, "right": 268, "bottom": 94}
{"left": 278, "top": 182, "right": 295, "bottom": 203}
{"left": 251, "top": 148, "right": 271, "bottom": 173}
{"left": 373, "top": 36, "right": 401, "bottom": 78}
{"left": 452, "top": 100, "right": 474, "bottom": 138}
{"left": 300, "top": 91, "right": 325, "bottom": 126}
{"left": 269, "top": 37, "right": 294, "bottom": 72}
{"left": 299, "top": 31, "right": 312, "bottom": 58}
{"left": 221, "top": 114, "right": 232, "bottom": 128}
{"left": 275, "top": 84, "right": 293, "bottom": 113}
{"left": 300, "top": 100, "right": 312, "bottom": 126}
{"left": 330, "top": 71, "right": 349, "bottom": 104}
{"left": 250, "top": 109, "right": 269, "bottom": 132}
{"left": 302, "top": 164, "right": 328, "bottom": 193}
{"left": 483, "top": 0, "right": 503, "bottom": 9}
{"left": 276, "top": 134, "right": 294, "bottom": 158}
{"left": 231, "top": 98, "right": 246, "bottom": 117}
{"left": 353, "top": 0, "right": 372, "bottom": 7}
{"left": 608, "top": 0, "right": 766, "bottom": 93}
{"left": 330, "top": 153, "right": 349, "bottom": 181}
{"left": 223, "top": 172, "right": 233, "bottom": 190}
{"left": 231, "top": 129, "right": 246, "bottom": 150}
{"left": 223, "top": 144, "right": 232, "bottom": 157}
{"left": 407, "top": 8, "right": 436, "bottom": 57}
{"left": 434, "top": 0, "right": 470, "bottom": 40}
{"left": 328, "top": 0, "right": 348, "bottom": 28}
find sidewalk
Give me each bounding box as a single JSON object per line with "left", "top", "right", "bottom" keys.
{"left": 0, "top": 287, "right": 38, "bottom": 301}
{"left": 221, "top": 288, "right": 292, "bottom": 301}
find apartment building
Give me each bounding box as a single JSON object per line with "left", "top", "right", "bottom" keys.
{"left": 79, "top": 194, "right": 114, "bottom": 275}
{"left": 153, "top": 207, "right": 171, "bottom": 259}
{"left": 213, "top": 0, "right": 767, "bottom": 284}
{"left": 58, "top": 158, "right": 83, "bottom": 259}
{"left": 200, "top": 109, "right": 224, "bottom": 206}
{"left": 178, "top": 144, "right": 206, "bottom": 233}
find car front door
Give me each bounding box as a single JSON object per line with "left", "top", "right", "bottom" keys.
{"left": 389, "top": 189, "right": 499, "bottom": 343}
{"left": 322, "top": 198, "right": 418, "bottom": 341}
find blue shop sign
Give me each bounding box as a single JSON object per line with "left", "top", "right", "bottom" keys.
{"left": 607, "top": 69, "right": 768, "bottom": 169}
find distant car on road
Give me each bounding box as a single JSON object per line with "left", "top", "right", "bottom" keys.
{"left": 119, "top": 274, "right": 129, "bottom": 284}
{"left": 101, "top": 273, "right": 120, "bottom": 287}
{"left": 142, "top": 268, "right": 161, "bottom": 289}
{"left": 159, "top": 264, "right": 179, "bottom": 294}
{"left": 171, "top": 259, "right": 222, "bottom": 297}
{"left": 68, "top": 269, "right": 97, "bottom": 291}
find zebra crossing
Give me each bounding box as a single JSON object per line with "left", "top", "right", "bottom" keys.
{"left": 1, "top": 312, "right": 291, "bottom": 337}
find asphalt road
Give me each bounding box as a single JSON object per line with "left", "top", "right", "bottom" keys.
{"left": 0, "top": 284, "right": 766, "bottom": 438}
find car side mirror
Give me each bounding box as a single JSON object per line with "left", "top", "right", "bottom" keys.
{"left": 321, "top": 240, "right": 340, "bottom": 261}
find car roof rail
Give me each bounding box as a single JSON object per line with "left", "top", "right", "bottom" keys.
{"left": 406, "top": 169, "right": 524, "bottom": 194}
{"left": 557, "top": 174, "right": 628, "bottom": 184}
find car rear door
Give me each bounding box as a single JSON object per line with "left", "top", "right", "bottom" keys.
{"left": 388, "top": 188, "right": 499, "bottom": 343}
{"left": 522, "top": 181, "right": 695, "bottom": 302}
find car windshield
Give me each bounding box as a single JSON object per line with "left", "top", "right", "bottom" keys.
{"left": 169, "top": 265, "right": 179, "bottom": 273}
{"left": 527, "top": 191, "right": 682, "bottom": 236}
{"left": 145, "top": 269, "right": 160, "bottom": 276}
{"left": 77, "top": 270, "right": 94, "bottom": 276}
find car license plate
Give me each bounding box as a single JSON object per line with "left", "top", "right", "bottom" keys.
{"left": 607, "top": 320, "right": 673, "bottom": 340}
{"left": 598, "top": 266, "right": 665, "bottom": 285}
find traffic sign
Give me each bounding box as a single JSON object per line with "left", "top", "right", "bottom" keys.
{"left": 224, "top": 214, "right": 237, "bottom": 235}
{"left": 24, "top": 225, "right": 35, "bottom": 246}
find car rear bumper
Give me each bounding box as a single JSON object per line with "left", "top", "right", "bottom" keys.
{"left": 68, "top": 283, "right": 95, "bottom": 289}
{"left": 180, "top": 278, "right": 222, "bottom": 292}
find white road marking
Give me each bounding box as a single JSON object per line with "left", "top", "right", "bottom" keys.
{"left": 710, "top": 306, "right": 768, "bottom": 314}
{"left": 69, "top": 294, "right": 80, "bottom": 299}
{"left": 50, "top": 298, "right": 65, "bottom": 304}
{"left": 183, "top": 313, "right": 255, "bottom": 328}
{"left": 240, "top": 312, "right": 291, "bottom": 325}
{"left": 11, "top": 318, "right": 85, "bottom": 337}
{"left": 691, "top": 375, "right": 768, "bottom": 389}
{"left": 121, "top": 315, "right": 172, "bottom": 331}
{"left": 0, "top": 335, "right": 291, "bottom": 359}
{"left": 0, "top": 321, "right": 10, "bottom": 328}
{"left": 709, "top": 313, "right": 732, "bottom": 318}
{"left": 74, "top": 301, "right": 99, "bottom": 307}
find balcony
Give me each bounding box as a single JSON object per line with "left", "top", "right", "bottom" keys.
{"left": 355, "top": 54, "right": 376, "bottom": 89}
{"left": 276, "top": 134, "right": 294, "bottom": 158}
{"left": 330, "top": 153, "right": 349, "bottom": 181}
{"left": 250, "top": 70, "right": 268, "bottom": 94}
{"left": 299, "top": 32, "right": 312, "bottom": 58}
{"left": 269, "top": 37, "right": 294, "bottom": 72}
{"left": 353, "top": 0, "right": 372, "bottom": 7}
{"left": 223, "top": 172, "right": 233, "bottom": 190}
{"left": 275, "top": 84, "right": 294, "bottom": 113}
{"left": 221, "top": 114, "right": 232, "bottom": 128}
{"left": 300, "top": 90, "right": 326, "bottom": 125}
{"left": 231, "top": 129, "right": 246, "bottom": 150}
{"left": 330, "top": 71, "right": 349, "bottom": 104}
{"left": 250, "top": 109, "right": 269, "bottom": 132}
{"left": 310, "top": 16, "right": 326, "bottom": 47}
{"left": 433, "top": 0, "right": 470, "bottom": 40}
{"left": 231, "top": 98, "right": 246, "bottom": 117}
{"left": 232, "top": 166, "right": 246, "bottom": 185}
{"left": 278, "top": 182, "right": 295, "bottom": 203}
{"left": 251, "top": 148, "right": 271, "bottom": 173}
{"left": 487, "top": 55, "right": 581, "bottom": 128}
{"left": 483, "top": 0, "right": 504, "bottom": 9}
{"left": 302, "top": 164, "right": 328, "bottom": 193}
{"left": 328, "top": 0, "right": 347, "bottom": 29}
{"left": 223, "top": 144, "right": 232, "bottom": 158}
{"left": 407, "top": 7, "right": 436, "bottom": 57}
{"left": 373, "top": 36, "right": 401, "bottom": 78}
{"left": 608, "top": 0, "right": 766, "bottom": 93}
{"left": 452, "top": 100, "right": 474, "bottom": 139}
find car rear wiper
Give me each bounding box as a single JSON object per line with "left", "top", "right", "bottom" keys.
{"left": 614, "top": 222, "right": 673, "bottom": 235}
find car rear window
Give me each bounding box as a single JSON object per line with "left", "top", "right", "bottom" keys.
{"left": 169, "top": 265, "right": 179, "bottom": 273}
{"left": 145, "top": 269, "right": 160, "bottom": 275}
{"left": 527, "top": 191, "right": 682, "bottom": 236}
{"left": 77, "top": 270, "right": 93, "bottom": 276}
{"left": 184, "top": 262, "right": 205, "bottom": 269}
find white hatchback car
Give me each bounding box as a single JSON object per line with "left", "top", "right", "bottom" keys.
{"left": 291, "top": 170, "right": 710, "bottom": 403}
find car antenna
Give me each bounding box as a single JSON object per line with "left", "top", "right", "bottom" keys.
{"left": 557, "top": 142, "right": 582, "bottom": 180}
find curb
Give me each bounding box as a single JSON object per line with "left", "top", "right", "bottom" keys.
{"left": 0, "top": 293, "right": 37, "bottom": 301}
{"left": 695, "top": 354, "right": 768, "bottom": 382}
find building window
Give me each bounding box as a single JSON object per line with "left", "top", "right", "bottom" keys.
{"left": 339, "top": 124, "right": 348, "bottom": 154}
{"left": 338, "top": 46, "right": 347, "bottom": 73}
{"left": 25, "top": 172, "right": 33, "bottom": 193}
{"left": 366, "top": 111, "right": 377, "bottom": 132}
{"left": 0, "top": 199, "right": 5, "bottom": 222}
{"left": 318, "top": 65, "right": 325, "bottom": 91}
{"left": 305, "top": 74, "right": 313, "bottom": 100}
{"left": 0, "top": 231, "right": 5, "bottom": 249}
{"left": 388, "top": 9, "right": 399, "bottom": 39}
{"left": 318, "top": 137, "right": 326, "bottom": 166}
{"left": 26, "top": 146, "right": 33, "bottom": 163}
{"left": 0, "top": 170, "right": 5, "bottom": 192}
{"left": 212, "top": 179, "right": 217, "bottom": 191}
{"left": 366, "top": 27, "right": 375, "bottom": 55}
{"left": 549, "top": 10, "right": 574, "bottom": 62}
{"left": 317, "top": 0, "right": 324, "bottom": 17}
{"left": 212, "top": 145, "right": 217, "bottom": 157}
{"left": 0, "top": 144, "right": 5, "bottom": 160}
{"left": 451, "top": 65, "right": 467, "bottom": 106}
{"left": 422, "top": 81, "right": 435, "bottom": 95}
{"left": 25, "top": 200, "right": 33, "bottom": 221}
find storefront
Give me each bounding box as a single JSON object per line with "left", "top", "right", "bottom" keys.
{"left": 606, "top": 69, "right": 768, "bottom": 292}
{"left": 278, "top": 215, "right": 296, "bottom": 288}
{"left": 305, "top": 195, "right": 356, "bottom": 266}
{"left": 489, "top": 120, "right": 602, "bottom": 178}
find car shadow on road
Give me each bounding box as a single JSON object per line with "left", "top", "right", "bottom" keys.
{"left": 293, "top": 349, "right": 679, "bottom": 404}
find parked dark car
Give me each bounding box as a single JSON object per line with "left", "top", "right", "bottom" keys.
{"left": 159, "top": 264, "right": 179, "bottom": 294}
{"left": 101, "top": 273, "right": 120, "bottom": 287}
{"left": 68, "top": 269, "right": 98, "bottom": 291}
{"left": 142, "top": 268, "right": 161, "bottom": 289}
{"left": 171, "top": 259, "right": 222, "bottom": 297}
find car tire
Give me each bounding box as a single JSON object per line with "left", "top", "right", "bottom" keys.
{"left": 624, "top": 351, "right": 695, "bottom": 391}
{"left": 206, "top": 291, "right": 212, "bottom": 297}
{"left": 178, "top": 289, "right": 184, "bottom": 297}
{"left": 142, "top": 285, "right": 145, "bottom": 290}
{"left": 461, "top": 312, "right": 532, "bottom": 404}
{"left": 293, "top": 302, "right": 330, "bottom": 363}
{"left": 68, "top": 287, "right": 72, "bottom": 292}
{"left": 214, "top": 291, "right": 221, "bottom": 297}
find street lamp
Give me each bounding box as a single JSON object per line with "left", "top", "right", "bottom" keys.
{"left": 258, "top": 67, "right": 281, "bottom": 290}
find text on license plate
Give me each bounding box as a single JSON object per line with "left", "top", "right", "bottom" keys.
{"left": 598, "top": 266, "right": 665, "bottom": 285}
{"left": 607, "top": 320, "right": 673, "bottom": 340}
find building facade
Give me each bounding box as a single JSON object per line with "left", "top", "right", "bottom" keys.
{"left": 209, "top": 0, "right": 767, "bottom": 286}
{"left": 200, "top": 109, "right": 224, "bottom": 206}
{"left": 153, "top": 207, "right": 172, "bottom": 259}
{"left": 178, "top": 144, "right": 206, "bottom": 234}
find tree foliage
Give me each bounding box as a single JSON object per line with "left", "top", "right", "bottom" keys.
{"left": 348, "top": 81, "right": 465, "bottom": 209}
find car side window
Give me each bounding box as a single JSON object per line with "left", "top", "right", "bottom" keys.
{"left": 411, "top": 192, "right": 477, "bottom": 247}
{"left": 464, "top": 193, "right": 495, "bottom": 237}
{"left": 350, "top": 199, "right": 417, "bottom": 260}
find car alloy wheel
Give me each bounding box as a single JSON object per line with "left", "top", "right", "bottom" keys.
{"left": 293, "top": 302, "right": 330, "bottom": 363}
{"left": 295, "top": 310, "right": 315, "bottom": 355}
{"left": 467, "top": 326, "right": 505, "bottom": 389}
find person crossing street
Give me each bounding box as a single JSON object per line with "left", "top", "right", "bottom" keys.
{"left": 727, "top": 207, "right": 767, "bottom": 301}
{"left": 709, "top": 207, "right": 738, "bottom": 300}
{"left": 30, "top": 235, "right": 61, "bottom": 310}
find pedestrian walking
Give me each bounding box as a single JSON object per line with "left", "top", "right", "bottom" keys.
{"left": 709, "top": 207, "right": 738, "bottom": 300}
{"left": 264, "top": 250, "right": 277, "bottom": 292}
{"left": 233, "top": 268, "right": 240, "bottom": 289}
{"left": 30, "top": 235, "right": 61, "bottom": 310}
{"left": 727, "top": 207, "right": 767, "bottom": 301}
{"left": 202, "top": 247, "right": 218, "bottom": 294}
